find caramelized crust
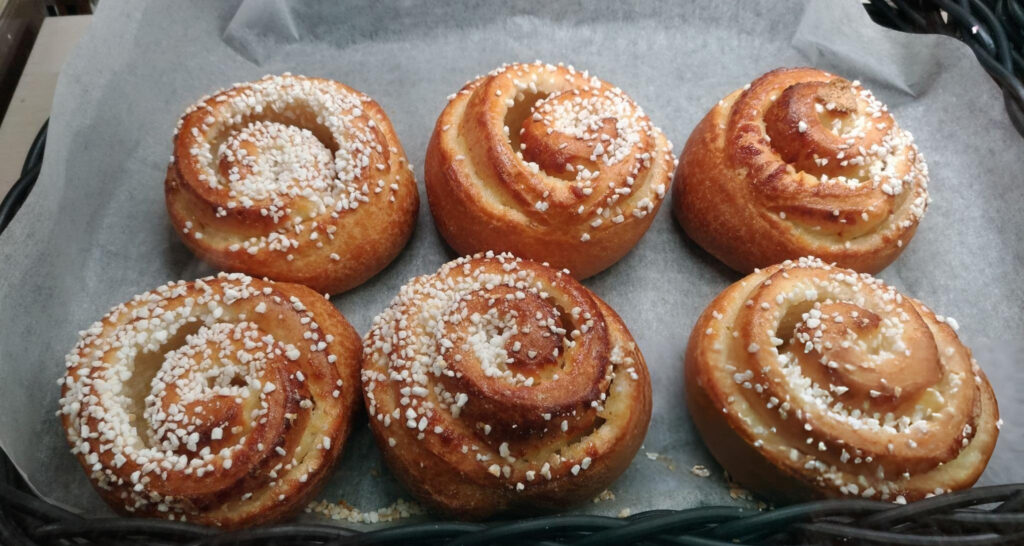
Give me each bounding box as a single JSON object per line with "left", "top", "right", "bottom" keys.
{"left": 685, "top": 257, "right": 999, "bottom": 504}
{"left": 361, "top": 253, "right": 652, "bottom": 518}
{"left": 59, "top": 274, "right": 362, "bottom": 528}
{"left": 425, "top": 62, "right": 675, "bottom": 279}
{"left": 165, "top": 74, "right": 418, "bottom": 294}
{"left": 673, "top": 68, "right": 928, "bottom": 274}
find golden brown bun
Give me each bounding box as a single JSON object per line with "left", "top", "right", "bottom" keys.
{"left": 685, "top": 257, "right": 999, "bottom": 504}
{"left": 361, "top": 252, "right": 652, "bottom": 518}
{"left": 166, "top": 74, "right": 418, "bottom": 295}
{"left": 58, "top": 273, "right": 363, "bottom": 528}
{"left": 672, "top": 67, "right": 928, "bottom": 274}
{"left": 425, "top": 62, "right": 675, "bottom": 279}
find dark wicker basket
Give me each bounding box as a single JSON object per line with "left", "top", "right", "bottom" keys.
{"left": 2, "top": 1, "right": 1023, "bottom": 544}
{"left": 863, "top": 0, "right": 1024, "bottom": 135}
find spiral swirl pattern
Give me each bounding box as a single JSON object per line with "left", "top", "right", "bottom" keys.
{"left": 166, "top": 74, "right": 418, "bottom": 294}
{"left": 673, "top": 67, "right": 929, "bottom": 274}
{"left": 425, "top": 62, "right": 676, "bottom": 279}
{"left": 58, "top": 273, "right": 362, "bottom": 528}
{"left": 685, "top": 257, "right": 999, "bottom": 503}
{"left": 361, "top": 253, "right": 652, "bottom": 518}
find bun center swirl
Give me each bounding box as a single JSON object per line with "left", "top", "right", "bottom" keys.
{"left": 177, "top": 75, "right": 389, "bottom": 226}
{"left": 369, "top": 255, "right": 613, "bottom": 449}
{"left": 448, "top": 62, "right": 673, "bottom": 233}
{"left": 726, "top": 68, "right": 928, "bottom": 239}
{"left": 786, "top": 301, "right": 941, "bottom": 404}
{"left": 517, "top": 88, "right": 645, "bottom": 185}
{"left": 216, "top": 121, "right": 337, "bottom": 216}
{"left": 435, "top": 279, "right": 611, "bottom": 441}
{"left": 139, "top": 321, "right": 306, "bottom": 499}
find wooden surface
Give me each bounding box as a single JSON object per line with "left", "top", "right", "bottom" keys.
{"left": 0, "top": 14, "right": 92, "bottom": 197}
{"left": 0, "top": 0, "right": 47, "bottom": 121}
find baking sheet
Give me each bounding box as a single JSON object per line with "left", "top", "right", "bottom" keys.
{"left": 1, "top": 0, "right": 1022, "bottom": 523}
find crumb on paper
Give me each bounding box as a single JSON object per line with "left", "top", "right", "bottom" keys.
{"left": 618, "top": 507, "right": 632, "bottom": 518}
{"left": 644, "top": 451, "right": 676, "bottom": 471}
{"left": 690, "top": 464, "right": 711, "bottom": 478}
{"left": 305, "top": 498, "right": 424, "bottom": 523}
{"left": 592, "top": 489, "right": 616, "bottom": 503}
{"left": 722, "top": 471, "right": 767, "bottom": 508}
{"left": 724, "top": 470, "right": 754, "bottom": 501}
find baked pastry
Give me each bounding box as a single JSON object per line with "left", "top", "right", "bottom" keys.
{"left": 672, "top": 67, "right": 928, "bottom": 274}
{"left": 361, "top": 252, "right": 652, "bottom": 518}
{"left": 166, "top": 74, "right": 418, "bottom": 295}
{"left": 685, "top": 257, "right": 999, "bottom": 503}
{"left": 425, "top": 62, "right": 676, "bottom": 279}
{"left": 58, "top": 273, "right": 362, "bottom": 528}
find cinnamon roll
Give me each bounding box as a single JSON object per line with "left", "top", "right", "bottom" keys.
{"left": 673, "top": 68, "right": 928, "bottom": 274}
{"left": 166, "top": 74, "right": 419, "bottom": 294}
{"left": 425, "top": 62, "right": 676, "bottom": 279}
{"left": 58, "top": 273, "right": 362, "bottom": 528}
{"left": 361, "top": 253, "right": 652, "bottom": 518}
{"left": 685, "top": 257, "right": 999, "bottom": 503}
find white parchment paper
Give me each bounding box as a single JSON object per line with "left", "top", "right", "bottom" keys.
{"left": 1, "top": 0, "right": 1021, "bottom": 523}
